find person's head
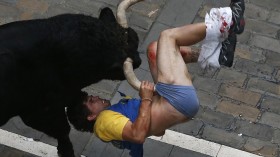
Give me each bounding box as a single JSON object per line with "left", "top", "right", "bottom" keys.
{"left": 84, "top": 95, "right": 111, "bottom": 120}
{"left": 66, "top": 91, "right": 111, "bottom": 132}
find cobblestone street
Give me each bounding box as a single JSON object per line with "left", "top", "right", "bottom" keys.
{"left": 0, "top": 0, "right": 280, "bottom": 157}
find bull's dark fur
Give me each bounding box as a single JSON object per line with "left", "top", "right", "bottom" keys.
{"left": 0, "top": 8, "right": 141, "bottom": 157}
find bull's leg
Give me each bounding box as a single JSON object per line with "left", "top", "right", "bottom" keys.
{"left": 21, "top": 107, "right": 75, "bottom": 157}
{"left": 0, "top": 50, "right": 18, "bottom": 126}
{"left": 57, "top": 134, "right": 75, "bottom": 157}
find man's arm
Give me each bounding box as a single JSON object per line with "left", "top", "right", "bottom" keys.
{"left": 122, "top": 81, "right": 154, "bottom": 144}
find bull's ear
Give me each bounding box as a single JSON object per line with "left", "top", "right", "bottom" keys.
{"left": 99, "top": 7, "right": 117, "bottom": 24}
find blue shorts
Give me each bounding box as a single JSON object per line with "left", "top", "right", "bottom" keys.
{"left": 155, "top": 82, "right": 199, "bottom": 118}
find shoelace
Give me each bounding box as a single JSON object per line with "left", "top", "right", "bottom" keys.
{"left": 221, "top": 39, "right": 230, "bottom": 61}
{"left": 231, "top": 2, "right": 243, "bottom": 31}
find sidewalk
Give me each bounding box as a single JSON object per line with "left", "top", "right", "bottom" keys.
{"left": 0, "top": 0, "right": 280, "bottom": 157}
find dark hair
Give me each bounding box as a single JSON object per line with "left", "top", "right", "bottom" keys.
{"left": 66, "top": 91, "right": 95, "bottom": 132}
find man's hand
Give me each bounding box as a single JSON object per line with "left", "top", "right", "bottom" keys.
{"left": 139, "top": 81, "right": 154, "bottom": 101}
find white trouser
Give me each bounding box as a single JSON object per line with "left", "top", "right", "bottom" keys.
{"left": 198, "top": 7, "right": 232, "bottom": 71}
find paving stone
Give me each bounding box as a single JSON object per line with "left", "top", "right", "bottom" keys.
{"left": 276, "top": 70, "right": 280, "bottom": 83}
{"left": 193, "top": 15, "right": 204, "bottom": 24}
{"left": 157, "top": 0, "right": 203, "bottom": 27}
{"left": 219, "top": 84, "right": 262, "bottom": 106}
{"left": 0, "top": 145, "right": 39, "bottom": 157}
{"left": 43, "top": 0, "right": 65, "bottom": 5}
{"left": 114, "top": 80, "right": 138, "bottom": 98}
{"left": 143, "top": 139, "right": 173, "bottom": 157}
{"left": 261, "top": 96, "right": 280, "bottom": 115}
{"left": 268, "top": 11, "right": 280, "bottom": 25}
{"left": 234, "top": 58, "right": 274, "bottom": 79}
{"left": 132, "top": 26, "right": 149, "bottom": 44}
{"left": 234, "top": 120, "right": 274, "bottom": 141}
{"left": 196, "top": 90, "right": 218, "bottom": 109}
{"left": 170, "top": 145, "right": 211, "bottom": 157}
{"left": 130, "top": 1, "right": 165, "bottom": 19}
{"left": 265, "top": 51, "right": 280, "bottom": 67}
{"left": 82, "top": 80, "right": 120, "bottom": 99}
{"left": 216, "top": 69, "right": 247, "bottom": 87}
{"left": 45, "top": 5, "right": 81, "bottom": 17}
{"left": 272, "top": 129, "right": 280, "bottom": 144}
{"left": 244, "top": 137, "right": 278, "bottom": 157}
{"left": 69, "top": 128, "right": 92, "bottom": 157}
{"left": 82, "top": 135, "right": 123, "bottom": 157}
{"left": 251, "top": 0, "right": 280, "bottom": 11}
{"left": 248, "top": 78, "right": 280, "bottom": 96}
{"left": 216, "top": 100, "right": 260, "bottom": 122}
{"left": 237, "top": 31, "right": 251, "bottom": 45}
{"left": 245, "top": 3, "right": 269, "bottom": 21}
{"left": 0, "top": 17, "right": 16, "bottom": 25}
{"left": 0, "top": 3, "right": 20, "bottom": 18}
{"left": 99, "top": 142, "right": 124, "bottom": 157}
{"left": 0, "top": 0, "right": 19, "bottom": 5}
{"left": 202, "top": 125, "right": 245, "bottom": 149}
{"left": 16, "top": 0, "right": 49, "bottom": 13}
{"left": 250, "top": 34, "right": 280, "bottom": 54}
{"left": 204, "top": 0, "right": 230, "bottom": 7}
{"left": 193, "top": 76, "right": 221, "bottom": 93}
{"left": 259, "top": 112, "right": 280, "bottom": 129}
{"left": 63, "top": 0, "right": 105, "bottom": 16}
{"left": 139, "top": 53, "right": 150, "bottom": 71}
{"left": 187, "top": 63, "right": 217, "bottom": 78}
{"left": 0, "top": 144, "right": 5, "bottom": 152}
{"left": 196, "top": 108, "right": 234, "bottom": 129}
{"left": 170, "top": 119, "right": 204, "bottom": 136}
{"left": 129, "top": 12, "right": 153, "bottom": 30}
{"left": 95, "top": 0, "right": 120, "bottom": 7}
{"left": 197, "top": 4, "right": 211, "bottom": 19}
{"left": 246, "top": 19, "right": 280, "bottom": 37}
{"left": 235, "top": 45, "right": 266, "bottom": 63}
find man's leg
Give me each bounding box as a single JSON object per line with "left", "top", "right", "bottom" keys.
{"left": 147, "top": 43, "right": 200, "bottom": 83}
{"left": 148, "top": 22, "right": 206, "bottom": 85}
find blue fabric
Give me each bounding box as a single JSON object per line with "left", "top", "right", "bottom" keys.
{"left": 155, "top": 82, "right": 199, "bottom": 117}
{"left": 108, "top": 98, "right": 141, "bottom": 122}
{"left": 108, "top": 99, "right": 143, "bottom": 157}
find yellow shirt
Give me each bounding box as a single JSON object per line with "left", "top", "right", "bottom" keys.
{"left": 94, "top": 110, "right": 129, "bottom": 142}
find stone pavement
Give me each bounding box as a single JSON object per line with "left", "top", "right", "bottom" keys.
{"left": 0, "top": 0, "right": 280, "bottom": 157}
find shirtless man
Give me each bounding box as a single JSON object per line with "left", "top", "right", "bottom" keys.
{"left": 67, "top": 1, "right": 245, "bottom": 156}
{"left": 68, "top": 22, "right": 209, "bottom": 157}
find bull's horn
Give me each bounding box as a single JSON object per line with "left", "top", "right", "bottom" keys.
{"left": 117, "top": 0, "right": 143, "bottom": 28}
{"left": 123, "top": 58, "right": 141, "bottom": 91}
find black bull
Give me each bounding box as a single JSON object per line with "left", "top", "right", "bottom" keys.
{"left": 0, "top": 7, "right": 141, "bottom": 157}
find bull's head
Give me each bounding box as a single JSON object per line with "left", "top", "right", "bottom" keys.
{"left": 98, "top": 0, "right": 142, "bottom": 82}
{"left": 117, "top": 0, "right": 144, "bottom": 91}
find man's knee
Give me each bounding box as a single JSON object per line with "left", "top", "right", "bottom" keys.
{"left": 147, "top": 41, "right": 157, "bottom": 62}
{"left": 159, "top": 29, "right": 175, "bottom": 40}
